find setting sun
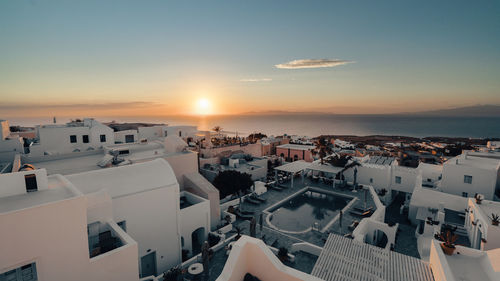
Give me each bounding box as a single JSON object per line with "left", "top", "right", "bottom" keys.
{"left": 195, "top": 98, "right": 213, "bottom": 115}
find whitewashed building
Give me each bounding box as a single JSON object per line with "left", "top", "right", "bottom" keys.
{"left": 29, "top": 118, "right": 115, "bottom": 157}
{"left": 114, "top": 129, "right": 138, "bottom": 144}
{"left": 465, "top": 198, "right": 500, "bottom": 251}
{"left": 66, "top": 158, "right": 211, "bottom": 277}
{"left": 138, "top": 125, "right": 198, "bottom": 143}
{"left": 439, "top": 152, "right": 500, "bottom": 200}
{"left": 0, "top": 169, "right": 139, "bottom": 281}
{"left": 0, "top": 120, "right": 24, "bottom": 162}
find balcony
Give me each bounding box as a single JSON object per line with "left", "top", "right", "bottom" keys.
{"left": 180, "top": 191, "right": 206, "bottom": 210}
{"left": 88, "top": 221, "right": 126, "bottom": 258}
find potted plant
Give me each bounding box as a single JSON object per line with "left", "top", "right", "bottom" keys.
{"left": 437, "top": 225, "right": 458, "bottom": 256}
{"left": 277, "top": 247, "right": 290, "bottom": 263}
{"left": 234, "top": 225, "right": 244, "bottom": 240}
{"left": 475, "top": 194, "right": 483, "bottom": 204}
{"left": 491, "top": 213, "right": 500, "bottom": 226}
{"left": 378, "top": 188, "right": 387, "bottom": 196}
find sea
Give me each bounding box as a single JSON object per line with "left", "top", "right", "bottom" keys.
{"left": 6, "top": 114, "right": 500, "bottom": 138}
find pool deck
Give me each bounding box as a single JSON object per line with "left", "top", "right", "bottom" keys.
{"left": 202, "top": 177, "right": 423, "bottom": 280}
{"left": 236, "top": 178, "right": 377, "bottom": 245}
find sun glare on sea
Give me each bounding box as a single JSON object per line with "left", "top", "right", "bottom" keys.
{"left": 195, "top": 98, "right": 212, "bottom": 115}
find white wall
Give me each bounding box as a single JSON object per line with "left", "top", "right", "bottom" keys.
{"left": 138, "top": 126, "right": 166, "bottom": 142}
{"left": 409, "top": 183, "right": 468, "bottom": 224}
{"left": 179, "top": 192, "right": 211, "bottom": 256}
{"left": 0, "top": 169, "right": 49, "bottom": 198}
{"left": 0, "top": 138, "right": 24, "bottom": 162}
{"left": 343, "top": 164, "right": 391, "bottom": 193}
{"left": 30, "top": 120, "right": 114, "bottom": 157}
{"left": 115, "top": 130, "right": 138, "bottom": 144}
{"left": 0, "top": 195, "right": 139, "bottom": 281}
{"left": 390, "top": 165, "right": 419, "bottom": 193}
{"left": 165, "top": 126, "right": 198, "bottom": 140}
{"left": 112, "top": 186, "right": 182, "bottom": 275}
{"left": 163, "top": 151, "right": 199, "bottom": 188}
{"left": 441, "top": 160, "right": 498, "bottom": 200}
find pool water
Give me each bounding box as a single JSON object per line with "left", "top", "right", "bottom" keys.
{"left": 268, "top": 190, "right": 353, "bottom": 232}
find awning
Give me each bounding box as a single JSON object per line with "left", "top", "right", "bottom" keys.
{"left": 274, "top": 160, "right": 311, "bottom": 173}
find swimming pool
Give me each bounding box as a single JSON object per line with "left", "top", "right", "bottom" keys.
{"left": 265, "top": 187, "right": 355, "bottom": 233}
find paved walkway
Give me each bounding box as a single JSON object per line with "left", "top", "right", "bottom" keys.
{"left": 385, "top": 192, "right": 420, "bottom": 258}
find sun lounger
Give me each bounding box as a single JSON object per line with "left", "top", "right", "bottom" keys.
{"left": 240, "top": 209, "right": 255, "bottom": 215}
{"left": 349, "top": 209, "right": 373, "bottom": 217}
{"left": 353, "top": 206, "right": 373, "bottom": 213}
{"left": 245, "top": 197, "right": 261, "bottom": 205}
{"left": 235, "top": 210, "right": 253, "bottom": 220}
{"left": 250, "top": 194, "right": 266, "bottom": 203}
{"left": 348, "top": 220, "right": 359, "bottom": 231}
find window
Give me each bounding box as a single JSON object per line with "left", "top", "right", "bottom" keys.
{"left": 164, "top": 131, "right": 168, "bottom": 137}
{"left": 464, "top": 175, "right": 473, "bottom": 184}
{"left": 395, "top": 176, "right": 402, "bottom": 184}
{"left": 100, "top": 134, "right": 106, "bottom": 142}
{"left": 370, "top": 178, "right": 373, "bottom": 183}
{"left": 118, "top": 149, "right": 130, "bottom": 155}
{"left": 25, "top": 174, "right": 38, "bottom": 192}
{"left": 125, "top": 135, "right": 134, "bottom": 143}
{"left": 70, "top": 135, "right": 77, "bottom": 143}
{"left": 117, "top": 221, "right": 127, "bottom": 232}
{"left": 462, "top": 192, "right": 468, "bottom": 198}
{"left": 0, "top": 263, "right": 37, "bottom": 281}
{"left": 82, "top": 135, "right": 89, "bottom": 143}
{"left": 179, "top": 131, "right": 182, "bottom": 137}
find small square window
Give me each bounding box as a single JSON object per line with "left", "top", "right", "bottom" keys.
{"left": 464, "top": 175, "right": 473, "bottom": 184}
{"left": 82, "top": 135, "right": 89, "bottom": 143}
{"left": 462, "top": 192, "right": 468, "bottom": 197}
{"left": 395, "top": 176, "right": 402, "bottom": 184}
{"left": 100, "top": 134, "right": 106, "bottom": 142}
{"left": 369, "top": 178, "right": 373, "bottom": 183}
{"left": 70, "top": 135, "right": 77, "bottom": 143}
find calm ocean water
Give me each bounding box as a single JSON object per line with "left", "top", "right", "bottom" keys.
{"left": 7, "top": 115, "right": 500, "bottom": 138}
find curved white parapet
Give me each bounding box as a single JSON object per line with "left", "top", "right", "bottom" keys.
{"left": 216, "top": 236, "right": 323, "bottom": 281}
{"left": 290, "top": 242, "right": 323, "bottom": 256}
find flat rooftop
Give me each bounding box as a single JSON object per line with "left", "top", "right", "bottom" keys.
{"left": 448, "top": 154, "right": 500, "bottom": 170}
{"left": 476, "top": 200, "right": 500, "bottom": 222}
{"left": 277, "top": 143, "right": 315, "bottom": 150}
{"left": 0, "top": 175, "right": 80, "bottom": 214}
{"left": 444, "top": 247, "right": 494, "bottom": 281}
{"left": 30, "top": 149, "right": 191, "bottom": 175}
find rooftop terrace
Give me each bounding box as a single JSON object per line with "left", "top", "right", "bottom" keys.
{"left": 0, "top": 175, "right": 81, "bottom": 214}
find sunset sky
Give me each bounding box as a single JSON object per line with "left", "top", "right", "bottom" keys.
{"left": 1, "top": 0, "right": 499, "bottom": 117}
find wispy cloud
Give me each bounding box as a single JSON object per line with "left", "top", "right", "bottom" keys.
{"left": 0, "top": 101, "right": 158, "bottom": 110}
{"left": 275, "top": 59, "right": 354, "bottom": 69}
{"left": 239, "top": 78, "right": 272, "bottom": 82}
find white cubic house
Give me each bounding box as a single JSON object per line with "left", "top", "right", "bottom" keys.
{"left": 0, "top": 168, "right": 139, "bottom": 281}
{"left": 439, "top": 152, "right": 500, "bottom": 200}
{"left": 65, "top": 158, "right": 211, "bottom": 278}
{"left": 29, "top": 118, "right": 115, "bottom": 157}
